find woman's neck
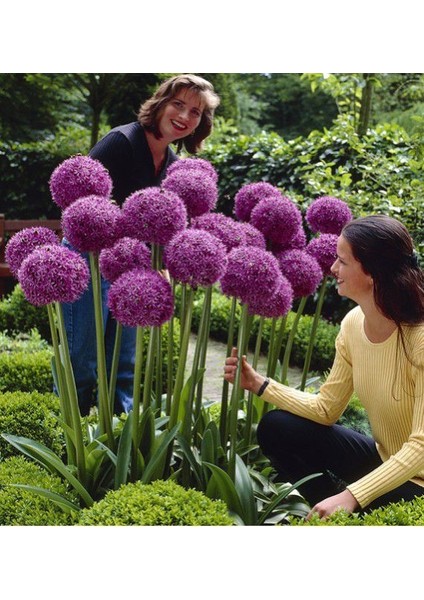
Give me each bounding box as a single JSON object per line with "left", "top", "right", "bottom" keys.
{"left": 360, "top": 299, "right": 397, "bottom": 343}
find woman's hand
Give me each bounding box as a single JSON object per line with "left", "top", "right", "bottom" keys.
{"left": 307, "top": 489, "right": 360, "bottom": 520}
{"left": 223, "top": 347, "right": 266, "bottom": 395}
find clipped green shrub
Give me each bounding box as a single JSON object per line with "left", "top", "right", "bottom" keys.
{"left": 0, "top": 456, "right": 78, "bottom": 525}
{"left": 0, "top": 350, "right": 53, "bottom": 393}
{"left": 0, "top": 284, "right": 51, "bottom": 341}
{"left": 293, "top": 495, "right": 424, "bottom": 526}
{"left": 0, "top": 391, "right": 63, "bottom": 459}
{"left": 78, "top": 479, "right": 233, "bottom": 526}
{"left": 0, "top": 329, "right": 50, "bottom": 353}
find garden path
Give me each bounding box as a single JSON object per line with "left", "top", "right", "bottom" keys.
{"left": 186, "top": 333, "right": 303, "bottom": 403}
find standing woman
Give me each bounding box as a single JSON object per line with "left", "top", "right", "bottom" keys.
{"left": 224, "top": 215, "right": 424, "bottom": 518}
{"left": 63, "top": 74, "right": 220, "bottom": 415}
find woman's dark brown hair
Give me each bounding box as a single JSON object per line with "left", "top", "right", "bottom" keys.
{"left": 138, "top": 74, "right": 220, "bottom": 154}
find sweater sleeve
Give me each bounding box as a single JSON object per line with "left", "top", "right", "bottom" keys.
{"left": 261, "top": 328, "right": 354, "bottom": 425}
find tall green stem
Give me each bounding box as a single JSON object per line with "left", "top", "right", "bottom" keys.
{"left": 166, "top": 280, "right": 176, "bottom": 416}
{"left": 268, "top": 315, "right": 287, "bottom": 379}
{"left": 89, "top": 252, "right": 114, "bottom": 449}
{"left": 131, "top": 326, "right": 144, "bottom": 479}
{"left": 193, "top": 285, "right": 212, "bottom": 435}
{"left": 281, "top": 296, "right": 307, "bottom": 384}
{"left": 300, "top": 276, "right": 328, "bottom": 390}
{"left": 143, "top": 326, "right": 158, "bottom": 412}
{"left": 244, "top": 315, "right": 264, "bottom": 446}
{"left": 108, "top": 322, "right": 122, "bottom": 408}
{"left": 219, "top": 295, "right": 237, "bottom": 445}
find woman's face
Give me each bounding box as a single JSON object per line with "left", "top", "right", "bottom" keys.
{"left": 157, "top": 89, "right": 204, "bottom": 142}
{"left": 331, "top": 235, "right": 374, "bottom": 303}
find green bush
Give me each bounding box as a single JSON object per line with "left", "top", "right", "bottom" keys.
{"left": 0, "top": 455, "right": 78, "bottom": 525}
{"left": 0, "top": 391, "right": 63, "bottom": 459}
{"left": 0, "top": 329, "right": 50, "bottom": 353}
{"left": 293, "top": 495, "right": 424, "bottom": 526}
{"left": 0, "top": 350, "right": 53, "bottom": 393}
{"left": 0, "top": 284, "right": 51, "bottom": 341}
{"left": 78, "top": 479, "right": 233, "bottom": 526}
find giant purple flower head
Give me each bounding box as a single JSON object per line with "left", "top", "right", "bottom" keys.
{"left": 307, "top": 234, "right": 338, "bottom": 276}
{"left": 250, "top": 195, "right": 303, "bottom": 245}
{"left": 234, "top": 182, "right": 282, "bottom": 222}
{"left": 306, "top": 196, "right": 353, "bottom": 235}
{"left": 49, "top": 155, "right": 112, "bottom": 209}
{"left": 237, "top": 222, "right": 267, "bottom": 250}
{"left": 99, "top": 237, "right": 152, "bottom": 283}
{"left": 220, "top": 246, "right": 281, "bottom": 305}
{"left": 108, "top": 268, "right": 174, "bottom": 328}
{"left": 164, "top": 229, "right": 227, "bottom": 288}
{"left": 191, "top": 212, "right": 246, "bottom": 252}
{"left": 248, "top": 274, "right": 293, "bottom": 318}
{"left": 62, "top": 195, "right": 121, "bottom": 253}
{"left": 270, "top": 226, "right": 307, "bottom": 254}
{"left": 166, "top": 157, "right": 218, "bottom": 183}
{"left": 18, "top": 244, "right": 90, "bottom": 306}
{"left": 5, "top": 227, "right": 61, "bottom": 278}
{"left": 162, "top": 170, "right": 218, "bottom": 219}
{"left": 276, "top": 249, "right": 323, "bottom": 299}
{"left": 120, "top": 187, "right": 187, "bottom": 245}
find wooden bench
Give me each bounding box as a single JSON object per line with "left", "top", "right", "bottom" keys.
{"left": 0, "top": 213, "right": 62, "bottom": 297}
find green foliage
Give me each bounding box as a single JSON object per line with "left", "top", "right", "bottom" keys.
{"left": 0, "top": 391, "right": 63, "bottom": 459}
{"left": 0, "top": 350, "right": 53, "bottom": 393}
{"left": 0, "top": 284, "right": 51, "bottom": 340}
{"left": 0, "top": 328, "right": 49, "bottom": 353}
{"left": 293, "top": 495, "right": 424, "bottom": 526}
{"left": 0, "top": 455, "right": 78, "bottom": 525}
{"left": 337, "top": 392, "right": 372, "bottom": 436}
{"left": 78, "top": 479, "right": 233, "bottom": 526}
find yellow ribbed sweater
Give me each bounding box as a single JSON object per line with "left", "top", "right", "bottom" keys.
{"left": 262, "top": 305, "right": 424, "bottom": 508}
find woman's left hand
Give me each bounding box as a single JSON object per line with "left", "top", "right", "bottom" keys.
{"left": 306, "top": 489, "right": 360, "bottom": 520}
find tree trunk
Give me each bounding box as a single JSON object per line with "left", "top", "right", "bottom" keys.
{"left": 357, "top": 74, "right": 375, "bottom": 137}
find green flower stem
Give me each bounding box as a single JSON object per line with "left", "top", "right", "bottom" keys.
{"left": 300, "top": 276, "right": 328, "bottom": 391}
{"left": 228, "top": 302, "right": 249, "bottom": 482}
{"left": 47, "top": 303, "right": 75, "bottom": 466}
{"left": 54, "top": 302, "right": 86, "bottom": 484}
{"left": 154, "top": 326, "right": 163, "bottom": 415}
{"left": 166, "top": 280, "right": 176, "bottom": 416}
{"left": 280, "top": 296, "right": 307, "bottom": 385}
{"left": 219, "top": 295, "right": 237, "bottom": 445}
{"left": 244, "top": 315, "right": 264, "bottom": 446}
{"left": 88, "top": 252, "right": 114, "bottom": 449}
{"left": 268, "top": 315, "right": 287, "bottom": 379}
{"left": 168, "top": 285, "right": 195, "bottom": 431}
{"left": 266, "top": 318, "right": 277, "bottom": 377}
{"left": 108, "top": 322, "right": 122, "bottom": 407}
{"left": 143, "top": 326, "right": 158, "bottom": 412}
{"left": 193, "top": 286, "right": 212, "bottom": 435}
{"left": 132, "top": 326, "right": 144, "bottom": 475}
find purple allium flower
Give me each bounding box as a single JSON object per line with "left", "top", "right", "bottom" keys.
{"left": 108, "top": 268, "right": 174, "bottom": 328}
{"left": 270, "top": 226, "right": 307, "bottom": 254}
{"left": 62, "top": 195, "right": 121, "bottom": 253}
{"left": 164, "top": 229, "right": 227, "bottom": 288}
{"left": 191, "top": 212, "right": 246, "bottom": 252}
{"left": 237, "top": 222, "right": 267, "bottom": 250}
{"left": 99, "top": 237, "right": 152, "bottom": 283}
{"left": 220, "top": 246, "right": 281, "bottom": 305}
{"left": 120, "top": 187, "right": 187, "bottom": 245}
{"left": 5, "top": 227, "right": 61, "bottom": 278}
{"left": 18, "top": 244, "right": 90, "bottom": 306}
{"left": 276, "top": 249, "right": 323, "bottom": 299}
{"left": 248, "top": 274, "right": 293, "bottom": 318}
{"left": 306, "top": 196, "right": 353, "bottom": 235}
{"left": 234, "top": 182, "right": 282, "bottom": 222}
{"left": 49, "top": 155, "right": 112, "bottom": 209}
{"left": 307, "top": 234, "right": 338, "bottom": 276}
{"left": 166, "top": 157, "right": 218, "bottom": 183}
{"left": 162, "top": 170, "right": 218, "bottom": 219}
{"left": 250, "top": 195, "right": 302, "bottom": 245}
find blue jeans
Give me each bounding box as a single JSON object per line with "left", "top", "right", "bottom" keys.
{"left": 61, "top": 244, "right": 136, "bottom": 416}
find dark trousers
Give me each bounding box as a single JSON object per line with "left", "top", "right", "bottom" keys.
{"left": 257, "top": 409, "right": 423, "bottom": 511}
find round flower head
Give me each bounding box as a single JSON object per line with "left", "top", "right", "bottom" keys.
{"left": 307, "top": 233, "right": 338, "bottom": 276}
{"left": 62, "top": 195, "right": 121, "bottom": 253}
{"left": 306, "top": 196, "right": 353, "bottom": 235}
{"left": 108, "top": 268, "right": 174, "bottom": 328}
{"left": 166, "top": 157, "right": 218, "bottom": 183}
{"left": 248, "top": 274, "right": 293, "bottom": 318}
{"left": 120, "top": 187, "right": 187, "bottom": 245}
{"left": 250, "top": 195, "right": 302, "bottom": 245}
{"left": 270, "top": 226, "right": 307, "bottom": 254}
{"left": 99, "top": 237, "right": 152, "bottom": 283}
{"left": 49, "top": 155, "right": 112, "bottom": 209}
{"left": 191, "top": 212, "right": 246, "bottom": 252}
{"left": 234, "top": 182, "right": 282, "bottom": 222}
{"left": 237, "top": 221, "right": 266, "bottom": 250}
{"left": 220, "top": 246, "right": 281, "bottom": 305}
{"left": 18, "top": 244, "right": 90, "bottom": 306}
{"left": 164, "top": 229, "right": 227, "bottom": 288}
{"left": 276, "top": 249, "right": 323, "bottom": 299}
{"left": 162, "top": 169, "right": 218, "bottom": 219}
{"left": 5, "top": 227, "right": 61, "bottom": 278}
